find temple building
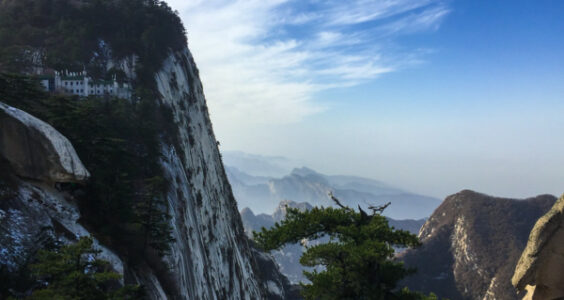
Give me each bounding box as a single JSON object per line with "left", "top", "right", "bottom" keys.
{"left": 39, "top": 70, "right": 131, "bottom": 99}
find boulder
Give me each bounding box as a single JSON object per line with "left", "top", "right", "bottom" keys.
{"left": 0, "top": 102, "right": 89, "bottom": 183}
{"left": 512, "top": 195, "right": 564, "bottom": 300}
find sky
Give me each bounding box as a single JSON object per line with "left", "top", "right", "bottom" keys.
{"left": 165, "top": 0, "right": 564, "bottom": 199}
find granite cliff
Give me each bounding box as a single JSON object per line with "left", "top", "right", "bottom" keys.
{"left": 0, "top": 0, "right": 292, "bottom": 298}
{"left": 0, "top": 49, "right": 292, "bottom": 300}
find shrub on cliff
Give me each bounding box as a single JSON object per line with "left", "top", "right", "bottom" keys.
{"left": 28, "top": 237, "right": 141, "bottom": 300}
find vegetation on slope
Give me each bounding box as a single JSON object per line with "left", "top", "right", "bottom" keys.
{"left": 0, "top": 0, "right": 186, "bottom": 86}
{"left": 0, "top": 72, "right": 175, "bottom": 265}
{"left": 28, "top": 237, "right": 141, "bottom": 300}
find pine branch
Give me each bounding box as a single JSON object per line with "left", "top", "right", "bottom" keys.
{"left": 368, "top": 202, "right": 391, "bottom": 215}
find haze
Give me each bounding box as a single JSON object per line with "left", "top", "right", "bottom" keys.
{"left": 166, "top": 0, "right": 564, "bottom": 199}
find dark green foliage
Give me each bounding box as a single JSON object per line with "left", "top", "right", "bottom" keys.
{"left": 135, "top": 176, "right": 175, "bottom": 257}
{"left": 28, "top": 237, "right": 141, "bottom": 299}
{"left": 0, "top": 0, "right": 186, "bottom": 86}
{"left": 254, "top": 199, "right": 435, "bottom": 300}
{"left": 0, "top": 73, "right": 174, "bottom": 260}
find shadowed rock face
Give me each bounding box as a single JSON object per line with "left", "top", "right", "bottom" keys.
{"left": 0, "top": 102, "right": 89, "bottom": 183}
{"left": 0, "top": 107, "right": 121, "bottom": 290}
{"left": 512, "top": 195, "right": 564, "bottom": 300}
{"left": 399, "top": 190, "right": 555, "bottom": 300}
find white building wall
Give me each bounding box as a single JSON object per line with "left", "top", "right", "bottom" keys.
{"left": 48, "top": 71, "right": 131, "bottom": 99}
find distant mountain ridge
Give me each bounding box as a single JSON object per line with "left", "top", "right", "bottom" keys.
{"left": 399, "top": 190, "right": 556, "bottom": 300}
{"left": 222, "top": 151, "right": 295, "bottom": 178}
{"left": 226, "top": 162, "right": 441, "bottom": 220}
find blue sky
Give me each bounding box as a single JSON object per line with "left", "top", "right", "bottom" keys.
{"left": 167, "top": 0, "right": 564, "bottom": 199}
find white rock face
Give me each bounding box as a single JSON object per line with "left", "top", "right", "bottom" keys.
{"left": 0, "top": 102, "right": 90, "bottom": 182}
{"left": 149, "top": 49, "right": 286, "bottom": 299}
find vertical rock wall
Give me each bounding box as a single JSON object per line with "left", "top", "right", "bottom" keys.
{"left": 150, "top": 49, "right": 286, "bottom": 299}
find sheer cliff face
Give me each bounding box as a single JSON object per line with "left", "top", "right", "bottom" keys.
{"left": 149, "top": 49, "right": 271, "bottom": 299}
{"left": 399, "top": 190, "right": 555, "bottom": 300}
{"left": 0, "top": 49, "right": 291, "bottom": 299}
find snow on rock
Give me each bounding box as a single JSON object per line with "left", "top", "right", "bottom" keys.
{"left": 0, "top": 102, "right": 90, "bottom": 183}
{"left": 0, "top": 180, "right": 123, "bottom": 275}
{"left": 0, "top": 103, "right": 121, "bottom": 278}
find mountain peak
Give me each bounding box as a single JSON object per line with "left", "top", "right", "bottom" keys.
{"left": 240, "top": 207, "right": 255, "bottom": 217}
{"left": 400, "top": 191, "right": 556, "bottom": 299}
{"left": 290, "top": 167, "right": 319, "bottom": 177}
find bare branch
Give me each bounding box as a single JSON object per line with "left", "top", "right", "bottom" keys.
{"left": 328, "top": 191, "right": 347, "bottom": 209}
{"left": 368, "top": 202, "right": 391, "bottom": 215}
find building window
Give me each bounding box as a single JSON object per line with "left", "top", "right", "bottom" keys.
{"left": 71, "top": 82, "right": 73, "bottom": 86}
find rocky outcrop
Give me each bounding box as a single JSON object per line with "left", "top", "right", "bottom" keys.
{"left": 0, "top": 102, "right": 89, "bottom": 183}
{"left": 512, "top": 195, "right": 564, "bottom": 300}
{"left": 0, "top": 178, "right": 122, "bottom": 276}
{"left": 0, "top": 109, "right": 120, "bottom": 290}
{"left": 399, "top": 190, "right": 555, "bottom": 300}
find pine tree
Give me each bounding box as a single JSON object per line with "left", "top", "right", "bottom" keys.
{"left": 134, "top": 176, "right": 175, "bottom": 257}
{"left": 28, "top": 237, "right": 140, "bottom": 300}
{"left": 254, "top": 194, "right": 437, "bottom": 300}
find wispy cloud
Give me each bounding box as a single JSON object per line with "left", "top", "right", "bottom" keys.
{"left": 165, "top": 0, "right": 450, "bottom": 126}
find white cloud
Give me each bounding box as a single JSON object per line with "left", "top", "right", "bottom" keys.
{"left": 165, "top": 0, "right": 449, "bottom": 127}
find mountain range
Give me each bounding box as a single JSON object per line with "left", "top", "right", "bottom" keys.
{"left": 224, "top": 151, "right": 442, "bottom": 220}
